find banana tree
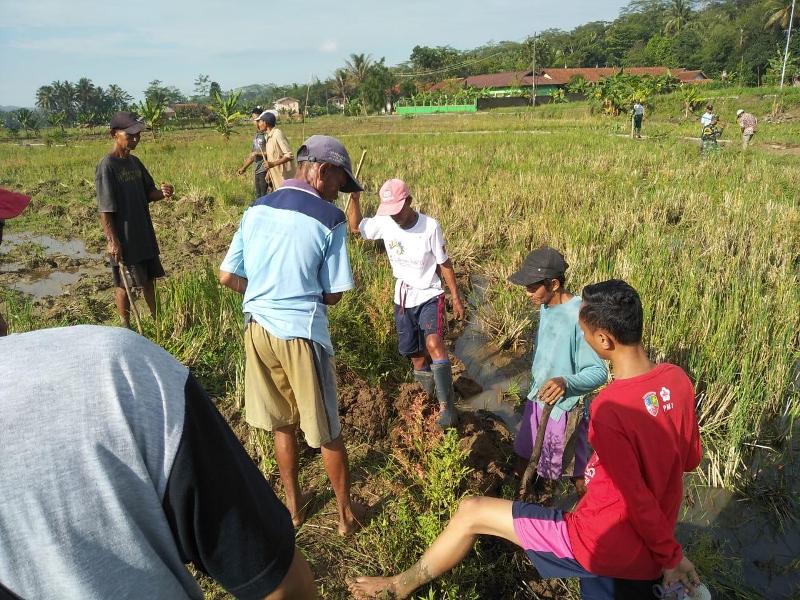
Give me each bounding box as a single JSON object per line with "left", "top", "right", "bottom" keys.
{"left": 210, "top": 90, "right": 242, "bottom": 141}
{"left": 137, "top": 98, "right": 164, "bottom": 139}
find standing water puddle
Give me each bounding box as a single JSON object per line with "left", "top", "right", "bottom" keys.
{"left": 0, "top": 232, "right": 104, "bottom": 299}
{"left": 454, "top": 275, "right": 530, "bottom": 433}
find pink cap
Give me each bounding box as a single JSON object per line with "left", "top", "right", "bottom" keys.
{"left": 0, "top": 189, "right": 31, "bottom": 220}
{"left": 376, "top": 179, "right": 411, "bottom": 216}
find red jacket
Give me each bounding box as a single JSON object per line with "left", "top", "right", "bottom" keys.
{"left": 565, "top": 363, "right": 702, "bottom": 579}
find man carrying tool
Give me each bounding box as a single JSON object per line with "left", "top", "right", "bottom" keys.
{"left": 346, "top": 179, "right": 465, "bottom": 429}
{"left": 96, "top": 111, "right": 174, "bottom": 329}
{"left": 508, "top": 247, "right": 607, "bottom": 496}
{"left": 349, "top": 280, "right": 709, "bottom": 600}
{"left": 220, "top": 135, "right": 365, "bottom": 536}
{"left": 238, "top": 108, "right": 272, "bottom": 197}
{"left": 259, "top": 111, "right": 296, "bottom": 190}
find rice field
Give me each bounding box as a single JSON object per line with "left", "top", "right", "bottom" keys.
{"left": 1, "top": 89, "right": 798, "bottom": 598}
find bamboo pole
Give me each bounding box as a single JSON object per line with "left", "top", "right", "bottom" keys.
{"left": 343, "top": 149, "right": 368, "bottom": 216}
{"left": 118, "top": 260, "right": 143, "bottom": 335}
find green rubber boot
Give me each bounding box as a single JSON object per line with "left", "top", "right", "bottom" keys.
{"left": 413, "top": 369, "right": 435, "bottom": 397}
{"left": 431, "top": 362, "right": 457, "bottom": 429}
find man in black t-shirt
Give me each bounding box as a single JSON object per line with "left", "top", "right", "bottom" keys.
{"left": 96, "top": 111, "right": 174, "bottom": 328}
{"left": 237, "top": 107, "right": 273, "bottom": 198}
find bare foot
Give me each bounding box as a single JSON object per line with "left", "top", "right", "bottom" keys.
{"left": 339, "top": 500, "right": 368, "bottom": 537}
{"left": 347, "top": 575, "right": 402, "bottom": 599}
{"left": 290, "top": 491, "right": 315, "bottom": 528}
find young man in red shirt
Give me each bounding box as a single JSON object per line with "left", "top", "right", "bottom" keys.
{"left": 349, "top": 279, "right": 708, "bottom": 600}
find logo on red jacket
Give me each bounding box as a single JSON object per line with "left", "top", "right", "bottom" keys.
{"left": 643, "top": 391, "right": 659, "bottom": 416}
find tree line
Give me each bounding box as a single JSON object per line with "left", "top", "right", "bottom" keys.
{"left": 9, "top": 0, "right": 800, "bottom": 131}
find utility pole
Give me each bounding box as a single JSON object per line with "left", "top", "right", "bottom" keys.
{"left": 531, "top": 35, "right": 537, "bottom": 107}
{"left": 780, "top": 0, "right": 797, "bottom": 89}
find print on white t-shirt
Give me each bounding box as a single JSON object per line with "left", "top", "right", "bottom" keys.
{"left": 359, "top": 213, "right": 448, "bottom": 308}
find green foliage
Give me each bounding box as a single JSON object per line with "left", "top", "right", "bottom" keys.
{"left": 35, "top": 78, "right": 132, "bottom": 126}
{"left": 765, "top": 47, "right": 800, "bottom": 86}
{"left": 210, "top": 89, "right": 242, "bottom": 141}
{"left": 359, "top": 59, "right": 396, "bottom": 113}
{"left": 136, "top": 98, "right": 164, "bottom": 139}
{"left": 144, "top": 79, "right": 186, "bottom": 106}
{"left": 13, "top": 108, "right": 39, "bottom": 137}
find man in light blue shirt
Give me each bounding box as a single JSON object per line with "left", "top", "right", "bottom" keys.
{"left": 508, "top": 247, "right": 608, "bottom": 496}
{"left": 220, "top": 135, "right": 365, "bottom": 536}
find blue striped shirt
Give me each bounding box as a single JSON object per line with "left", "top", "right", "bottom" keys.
{"left": 220, "top": 180, "right": 353, "bottom": 354}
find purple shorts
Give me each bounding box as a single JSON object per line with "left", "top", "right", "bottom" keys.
{"left": 513, "top": 401, "right": 590, "bottom": 480}
{"left": 512, "top": 502, "right": 661, "bottom": 600}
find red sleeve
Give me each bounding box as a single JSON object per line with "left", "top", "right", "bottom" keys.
{"left": 591, "top": 418, "right": 683, "bottom": 569}
{"left": 683, "top": 380, "right": 702, "bottom": 472}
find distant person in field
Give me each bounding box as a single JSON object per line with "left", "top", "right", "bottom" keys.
{"left": 349, "top": 279, "right": 708, "bottom": 600}
{"left": 736, "top": 109, "right": 757, "bottom": 150}
{"left": 700, "top": 104, "right": 714, "bottom": 131}
{"left": 258, "top": 111, "right": 296, "bottom": 190}
{"left": 632, "top": 101, "right": 644, "bottom": 138}
{"left": 0, "top": 188, "right": 31, "bottom": 337}
{"left": 238, "top": 107, "right": 272, "bottom": 198}
{"left": 96, "top": 111, "right": 174, "bottom": 329}
{"left": 346, "top": 179, "right": 465, "bottom": 429}
{"left": 700, "top": 115, "right": 724, "bottom": 155}
{"left": 508, "top": 247, "right": 607, "bottom": 496}
{"left": 220, "top": 135, "right": 365, "bottom": 536}
{"left": 0, "top": 326, "right": 317, "bottom": 599}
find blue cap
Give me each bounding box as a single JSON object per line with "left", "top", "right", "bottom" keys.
{"left": 296, "top": 135, "right": 363, "bottom": 193}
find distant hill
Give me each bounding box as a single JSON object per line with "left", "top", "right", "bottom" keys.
{"left": 0, "top": 105, "right": 25, "bottom": 112}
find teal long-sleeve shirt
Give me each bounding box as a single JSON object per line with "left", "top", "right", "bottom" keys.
{"left": 527, "top": 296, "right": 608, "bottom": 421}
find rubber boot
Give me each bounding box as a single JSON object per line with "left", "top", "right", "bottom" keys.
{"left": 413, "top": 369, "right": 435, "bottom": 397}
{"left": 431, "top": 362, "right": 457, "bottom": 429}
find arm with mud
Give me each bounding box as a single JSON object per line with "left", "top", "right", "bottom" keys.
{"left": 346, "top": 192, "right": 364, "bottom": 235}
{"left": 99, "top": 212, "right": 122, "bottom": 263}
{"left": 437, "top": 259, "right": 465, "bottom": 321}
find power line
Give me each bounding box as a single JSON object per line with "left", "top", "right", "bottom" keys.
{"left": 393, "top": 39, "right": 534, "bottom": 79}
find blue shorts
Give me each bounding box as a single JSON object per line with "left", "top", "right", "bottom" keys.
{"left": 393, "top": 294, "right": 445, "bottom": 357}
{"left": 512, "top": 502, "right": 661, "bottom": 600}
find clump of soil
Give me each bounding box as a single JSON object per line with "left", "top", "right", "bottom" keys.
{"left": 458, "top": 411, "right": 515, "bottom": 496}
{"left": 337, "top": 370, "right": 394, "bottom": 442}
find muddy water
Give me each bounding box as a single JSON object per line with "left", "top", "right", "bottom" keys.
{"left": 454, "top": 276, "right": 530, "bottom": 432}
{"left": 0, "top": 232, "right": 104, "bottom": 299}
{"left": 454, "top": 276, "right": 800, "bottom": 597}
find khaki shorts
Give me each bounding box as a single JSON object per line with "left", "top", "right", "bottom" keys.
{"left": 244, "top": 322, "right": 341, "bottom": 448}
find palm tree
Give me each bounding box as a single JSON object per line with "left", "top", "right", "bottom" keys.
{"left": 106, "top": 84, "right": 133, "bottom": 111}
{"left": 36, "top": 85, "right": 55, "bottom": 112}
{"left": 75, "top": 77, "right": 96, "bottom": 115}
{"left": 664, "top": 0, "right": 695, "bottom": 35}
{"left": 52, "top": 80, "right": 77, "bottom": 123}
{"left": 764, "top": 0, "right": 799, "bottom": 29}
{"left": 345, "top": 53, "right": 372, "bottom": 87}
{"left": 332, "top": 68, "right": 350, "bottom": 111}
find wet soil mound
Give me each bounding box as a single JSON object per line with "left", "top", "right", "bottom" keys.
{"left": 338, "top": 370, "right": 393, "bottom": 442}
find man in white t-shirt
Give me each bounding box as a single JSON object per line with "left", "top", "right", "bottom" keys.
{"left": 347, "top": 179, "right": 464, "bottom": 428}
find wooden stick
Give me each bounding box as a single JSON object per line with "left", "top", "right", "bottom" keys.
{"left": 519, "top": 402, "right": 554, "bottom": 499}
{"left": 118, "top": 260, "right": 143, "bottom": 335}
{"left": 343, "top": 149, "right": 368, "bottom": 215}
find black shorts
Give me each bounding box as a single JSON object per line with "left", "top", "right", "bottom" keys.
{"left": 254, "top": 170, "right": 271, "bottom": 198}
{"left": 111, "top": 257, "right": 165, "bottom": 289}
{"left": 393, "top": 294, "right": 445, "bottom": 357}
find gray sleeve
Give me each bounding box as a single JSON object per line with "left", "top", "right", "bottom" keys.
{"left": 137, "top": 158, "right": 158, "bottom": 199}
{"left": 95, "top": 160, "right": 116, "bottom": 213}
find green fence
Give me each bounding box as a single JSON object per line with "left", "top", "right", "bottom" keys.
{"left": 396, "top": 103, "right": 478, "bottom": 115}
